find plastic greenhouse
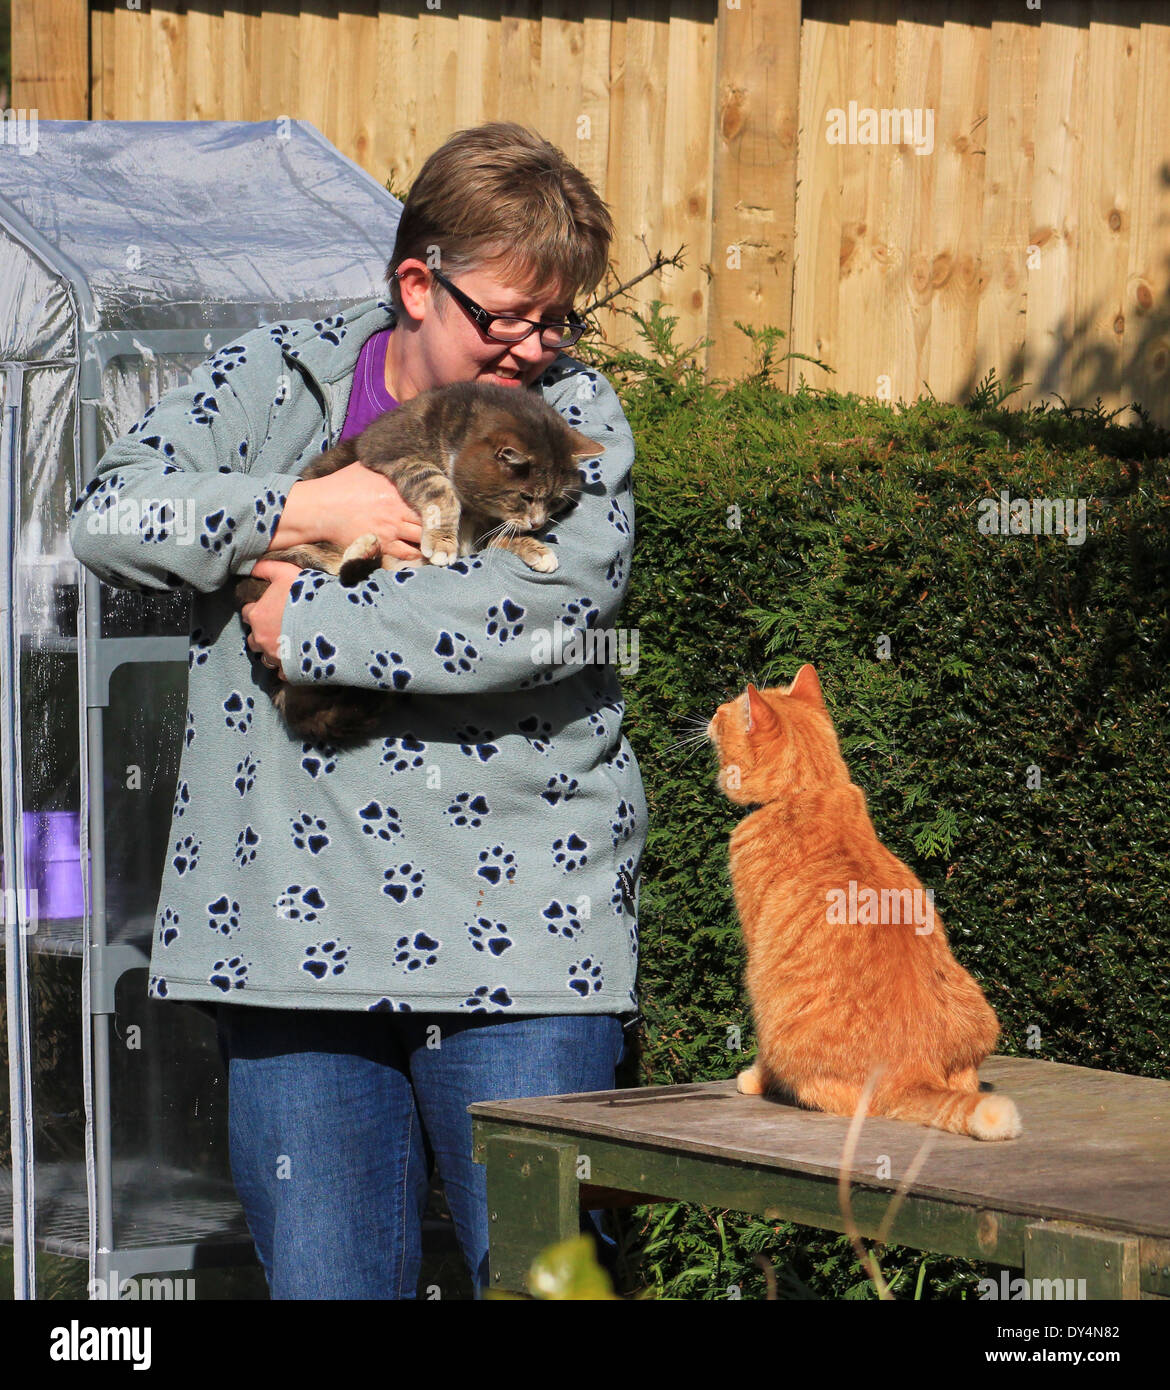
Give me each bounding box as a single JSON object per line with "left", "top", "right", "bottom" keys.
{"left": 0, "top": 120, "right": 403, "bottom": 1299}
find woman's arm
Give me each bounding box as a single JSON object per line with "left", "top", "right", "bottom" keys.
{"left": 68, "top": 334, "right": 294, "bottom": 594}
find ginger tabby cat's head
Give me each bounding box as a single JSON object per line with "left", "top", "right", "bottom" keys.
{"left": 706, "top": 664, "right": 851, "bottom": 805}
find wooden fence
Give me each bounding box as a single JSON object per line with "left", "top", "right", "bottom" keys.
{"left": 11, "top": 1, "right": 1170, "bottom": 424}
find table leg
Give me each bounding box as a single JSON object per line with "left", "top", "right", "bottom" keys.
{"left": 483, "top": 1133, "right": 580, "bottom": 1296}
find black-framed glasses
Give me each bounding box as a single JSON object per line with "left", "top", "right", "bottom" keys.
{"left": 426, "top": 267, "right": 588, "bottom": 348}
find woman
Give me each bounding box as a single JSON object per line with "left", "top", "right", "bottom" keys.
{"left": 68, "top": 121, "right": 646, "bottom": 1299}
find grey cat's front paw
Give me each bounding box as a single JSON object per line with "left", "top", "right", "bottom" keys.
{"left": 421, "top": 530, "right": 459, "bottom": 567}
{"left": 338, "top": 532, "right": 383, "bottom": 586}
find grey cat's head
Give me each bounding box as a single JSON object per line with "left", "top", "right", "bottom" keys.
{"left": 440, "top": 381, "right": 604, "bottom": 532}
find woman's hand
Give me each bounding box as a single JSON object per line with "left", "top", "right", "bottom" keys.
{"left": 240, "top": 559, "right": 302, "bottom": 679}
{"left": 303, "top": 462, "right": 425, "bottom": 561}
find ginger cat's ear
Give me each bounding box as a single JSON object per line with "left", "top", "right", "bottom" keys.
{"left": 745, "top": 684, "right": 778, "bottom": 733}
{"left": 787, "top": 664, "right": 825, "bottom": 708}
{"left": 569, "top": 430, "right": 606, "bottom": 460}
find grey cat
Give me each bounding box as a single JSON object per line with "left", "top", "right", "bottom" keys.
{"left": 234, "top": 379, "right": 603, "bottom": 744}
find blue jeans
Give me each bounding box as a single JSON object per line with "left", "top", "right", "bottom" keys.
{"left": 215, "top": 1004, "right": 628, "bottom": 1299}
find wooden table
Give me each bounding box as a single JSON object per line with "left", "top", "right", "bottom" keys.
{"left": 469, "top": 1055, "right": 1170, "bottom": 1299}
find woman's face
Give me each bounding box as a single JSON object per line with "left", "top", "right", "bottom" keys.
{"left": 389, "top": 255, "right": 575, "bottom": 400}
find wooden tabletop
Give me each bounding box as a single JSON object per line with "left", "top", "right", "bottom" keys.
{"left": 469, "top": 1056, "right": 1170, "bottom": 1238}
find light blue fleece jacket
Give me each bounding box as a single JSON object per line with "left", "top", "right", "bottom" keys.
{"left": 68, "top": 296, "right": 645, "bottom": 1014}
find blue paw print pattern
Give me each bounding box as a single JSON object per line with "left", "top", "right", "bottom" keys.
{"left": 185, "top": 710, "right": 196, "bottom": 749}
{"left": 313, "top": 313, "right": 347, "bottom": 347}
{"left": 71, "top": 470, "right": 127, "bottom": 519}
{"left": 467, "top": 917, "right": 513, "bottom": 956}
{"left": 381, "top": 733, "right": 426, "bottom": 773}
{"left": 357, "top": 800, "right": 403, "bottom": 841}
{"left": 207, "top": 342, "right": 247, "bottom": 390}
{"left": 394, "top": 931, "right": 440, "bottom": 971}
{"left": 587, "top": 711, "right": 607, "bottom": 738}
{"left": 298, "top": 634, "right": 338, "bottom": 680}
{"left": 137, "top": 498, "right": 176, "bottom": 543}
{"left": 434, "top": 629, "right": 480, "bottom": 675}
{"left": 252, "top": 487, "right": 286, "bottom": 536}
{"left": 442, "top": 557, "right": 484, "bottom": 577}
{"left": 137, "top": 434, "right": 177, "bottom": 463}
{"left": 541, "top": 773, "right": 579, "bottom": 805}
{"left": 485, "top": 597, "right": 525, "bottom": 643}
{"left": 302, "top": 940, "right": 350, "bottom": 978}
{"left": 368, "top": 997, "right": 413, "bottom": 1013}
{"left": 577, "top": 453, "right": 605, "bottom": 486}
{"left": 344, "top": 576, "right": 382, "bottom": 608}
{"left": 456, "top": 725, "right": 500, "bottom": 762}
{"left": 542, "top": 900, "right": 583, "bottom": 940}
{"left": 223, "top": 691, "right": 255, "bottom": 733}
{"left": 300, "top": 743, "right": 338, "bottom": 778}
{"left": 209, "top": 956, "right": 250, "bottom": 992}
{"left": 605, "top": 744, "right": 631, "bottom": 773}
{"left": 234, "top": 753, "right": 259, "bottom": 795}
{"left": 559, "top": 595, "right": 600, "bottom": 631}
{"left": 234, "top": 825, "right": 260, "bottom": 866}
{"left": 199, "top": 508, "right": 238, "bottom": 554}
{"left": 568, "top": 957, "right": 604, "bottom": 997}
{"left": 289, "top": 570, "right": 328, "bottom": 603}
{"left": 291, "top": 814, "right": 329, "bottom": 853}
{"left": 207, "top": 895, "right": 241, "bottom": 937}
{"left": 157, "top": 906, "right": 180, "bottom": 948}
{"left": 606, "top": 553, "right": 627, "bottom": 591}
{"left": 462, "top": 985, "right": 514, "bottom": 1013}
{"left": 128, "top": 404, "right": 158, "bottom": 436}
{"left": 607, "top": 499, "right": 631, "bottom": 537}
{"left": 368, "top": 649, "right": 412, "bottom": 690}
{"left": 275, "top": 884, "right": 326, "bottom": 922}
{"left": 172, "top": 834, "right": 200, "bottom": 876}
{"left": 188, "top": 390, "right": 219, "bottom": 425}
{"left": 518, "top": 714, "right": 554, "bottom": 754}
{"left": 445, "top": 793, "right": 490, "bottom": 828}
{"left": 188, "top": 627, "right": 212, "bottom": 669}
{"left": 476, "top": 846, "right": 517, "bottom": 885}
{"left": 551, "top": 833, "right": 589, "bottom": 871}
{"left": 149, "top": 975, "right": 169, "bottom": 998}
{"left": 173, "top": 780, "right": 191, "bottom": 818}
{"left": 611, "top": 798, "right": 637, "bottom": 846}
{"left": 383, "top": 862, "right": 425, "bottom": 903}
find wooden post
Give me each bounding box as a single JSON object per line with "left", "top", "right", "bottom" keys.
{"left": 482, "top": 1133, "right": 579, "bottom": 1296}
{"left": 11, "top": 0, "right": 89, "bottom": 119}
{"left": 707, "top": 0, "right": 802, "bottom": 390}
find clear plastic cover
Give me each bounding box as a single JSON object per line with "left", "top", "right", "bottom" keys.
{"left": 0, "top": 119, "right": 403, "bottom": 1297}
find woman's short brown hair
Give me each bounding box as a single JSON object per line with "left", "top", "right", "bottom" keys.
{"left": 386, "top": 121, "right": 614, "bottom": 314}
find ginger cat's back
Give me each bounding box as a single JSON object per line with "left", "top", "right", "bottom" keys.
{"left": 708, "top": 666, "right": 1020, "bottom": 1141}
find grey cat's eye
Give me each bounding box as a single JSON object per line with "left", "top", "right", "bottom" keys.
{"left": 427, "top": 267, "right": 587, "bottom": 348}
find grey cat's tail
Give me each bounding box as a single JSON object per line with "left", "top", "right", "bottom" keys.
{"left": 273, "top": 683, "right": 388, "bottom": 746}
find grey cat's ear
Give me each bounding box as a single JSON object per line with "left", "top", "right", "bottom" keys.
{"left": 495, "top": 446, "right": 529, "bottom": 470}
{"left": 568, "top": 429, "right": 606, "bottom": 460}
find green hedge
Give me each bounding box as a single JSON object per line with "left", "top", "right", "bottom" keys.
{"left": 576, "top": 308, "right": 1170, "bottom": 1298}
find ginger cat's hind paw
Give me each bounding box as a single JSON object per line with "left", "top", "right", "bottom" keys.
{"left": 969, "top": 1094, "right": 1022, "bottom": 1141}
{"left": 736, "top": 1065, "right": 766, "bottom": 1096}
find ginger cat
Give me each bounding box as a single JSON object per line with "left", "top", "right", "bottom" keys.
{"left": 707, "top": 665, "right": 1021, "bottom": 1141}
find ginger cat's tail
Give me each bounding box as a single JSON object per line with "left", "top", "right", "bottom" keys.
{"left": 877, "top": 1084, "right": 1021, "bottom": 1141}
{"left": 737, "top": 1067, "right": 1021, "bottom": 1141}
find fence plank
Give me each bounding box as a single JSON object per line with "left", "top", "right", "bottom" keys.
{"left": 708, "top": 0, "right": 801, "bottom": 389}
{"left": 12, "top": 0, "right": 88, "bottom": 118}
